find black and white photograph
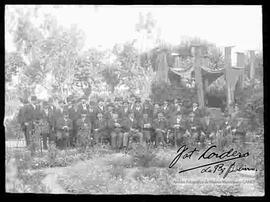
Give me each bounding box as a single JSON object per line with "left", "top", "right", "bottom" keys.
{"left": 5, "top": 5, "right": 264, "bottom": 196}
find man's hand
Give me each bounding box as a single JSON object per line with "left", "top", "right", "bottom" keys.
{"left": 115, "top": 123, "right": 121, "bottom": 127}
{"left": 25, "top": 122, "right": 29, "bottom": 126}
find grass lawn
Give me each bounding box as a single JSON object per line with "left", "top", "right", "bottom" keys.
{"left": 6, "top": 144, "right": 264, "bottom": 195}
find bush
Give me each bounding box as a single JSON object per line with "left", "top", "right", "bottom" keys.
{"left": 133, "top": 167, "right": 160, "bottom": 180}
{"left": 130, "top": 143, "right": 156, "bottom": 168}
{"left": 150, "top": 81, "right": 197, "bottom": 103}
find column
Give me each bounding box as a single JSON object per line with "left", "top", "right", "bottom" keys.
{"left": 236, "top": 52, "right": 245, "bottom": 89}
{"left": 224, "top": 46, "right": 233, "bottom": 110}
{"left": 192, "top": 45, "right": 205, "bottom": 109}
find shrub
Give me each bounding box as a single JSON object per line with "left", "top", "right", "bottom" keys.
{"left": 109, "top": 165, "right": 125, "bottom": 179}
{"left": 130, "top": 143, "right": 156, "bottom": 168}
{"left": 133, "top": 167, "right": 160, "bottom": 181}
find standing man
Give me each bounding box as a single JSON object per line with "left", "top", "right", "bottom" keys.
{"left": 120, "top": 99, "right": 131, "bottom": 119}
{"left": 162, "top": 99, "right": 171, "bottom": 119}
{"left": 142, "top": 99, "right": 153, "bottom": 119}
{"left": 55, "top": 112, "right": 73, "bottom": 149}
{"left": 152, "top": 102, "right": 161, "bottom": 120}
{"left": 171, "top": 99, "right": 184, "bottom": 118}
{"left": 39, "top": 101, "right": 55, "bottom": 150}
{"left": 95, "top": 98, "right": 106, "bottom": 116}
{"left": 64, "top": 96, "right": 78, "bottom": 147}
{"left": 133, "top": 98, "right": 143, "bottom": 123}
{"left": 191, "top": 102, "right": 202, "bottom": 117}
{"left": 17, "top": 98, "right": 31, "bottom": 147}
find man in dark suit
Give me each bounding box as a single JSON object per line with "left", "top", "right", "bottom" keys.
{"left": 76, "top": 111, "right": 92, "bottom": 150}
{"left": 152, "top": 102, "right": 161, "bottom": 120}
{"left": 94, "top": 98, "right": 106, "bottom": 117}
{"left": 201, "top": 112, "right": 217, "bottom": 147}
{"left": 107, "top": 112, "right": 123, "bottom": 150}
{"left": 120, "top": 99, "right": 131, "bottom": 119}
{"left": 161, "top": 100, "right": 171, "bottom": 119}
{"left": 185, "top": 111, "right": 203, "bottom": 147}
{"left": 55, "top": 111, "right": 73, "bottom": 149}
{"left": 140, "top": 113, "right": 153, "bottom": 144}
{"left": 64, "top": 97, "right": 78, "bottom": 147}
{"left": 142, "top": 99, "right": 153, "bottom": 119}
{"left": 170, "top": 112, "right": 187, "bottom": 147}
{"left": 122, "top": 112, "right": 143, "bottom": 149}
{"left": 21, "top": 96, "right": 43, "bottom": 148}
{"left": 153, "top": 111, "right": 168, "bottom": 146}
{"left": 133, "top": 98, "right": 143, "bottom": 122}
{"left": 93, "top": 112, "right": 108, "bottom": 144}
{"left": 17, "top": 99, "right": 31, "bottom": 147}
{"left": 40, "top": 101, "right": 56, "bottom": 149}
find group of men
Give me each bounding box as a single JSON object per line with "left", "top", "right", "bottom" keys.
{"left": 17, "top": 95, "right": 247, "bottom": 151}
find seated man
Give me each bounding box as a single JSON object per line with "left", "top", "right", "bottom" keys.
{"left": 122, "top": 112, "right": 143, "bottom": 149}
{"left": 93, "top": 112, "right": 108, "bottom": 144}
{"left": 153, "top": 111, "right": 168, "bottom": 146}
{"left": 170, "top": 112, "right": 186, "bottom": 147}
{"left": 55, "top": 112, "right": 73, "bottom": 150}
{"left": 201, "top": 112, "right": 217, "bottom": 146}
{"left": 185, "top": 112, "right": 203, "bottom": 147}
{"left": 231, "top": 117, "right": 247, "bottom": 149}
{"left": 107, "top": 112, "right": 123, "bottom": 150}
{"left": 140, "top": 113, "right": 153, "bottom": 144}
{"left": 76, "top": 111, "right": 92, "bottom": 150}
{"left": 218, "top": 114, "right": 233, "bottom": 150}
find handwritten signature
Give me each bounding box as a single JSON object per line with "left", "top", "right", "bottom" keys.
{"left": 169, "top": 145, "right": 256, "bottom": 178}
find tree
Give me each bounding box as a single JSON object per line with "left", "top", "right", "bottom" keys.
{"left": 5, "top": 52, "right": 26, "bottom": 83}
{"left": 101, "top": 66, "right": 121, "bottom": 93}
{"left": 8, "top": 6, "right": 86, "bottom": 102}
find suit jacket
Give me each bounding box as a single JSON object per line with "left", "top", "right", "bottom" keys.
{"left": 77, "top": 103, "right": 89, "bottom": 115}
{"left": 107, "top": 118, "right": 123, "bottom": 133}
{"left": 56, "top": 117, "right": 73, "bottom": 131}
{"left": 142, "top": 104, "right": 153, "bottom": 116}
{"left": 94, "top": 105, "right": 106, "bottom": 116}
{"left": 133, "top": 106, "right": 143, "bottom": 121}
{"left": 120, "top": 107, "right": 132, "bottom": 119}
{"left": 153, "top": 118, "right": 168, "bottom": 131}
{"left": 76, "top": 118, "right": 92, "bottom": 132}
{"left": 122, "top": 117, "right": 140, "bottom": 132}
{"left": 40, "top": 106, "right": 57, "bottom": 132}
{"left": 63, "top": 105, "right": 78, "bottom": 121}
{"left": 186, "top": 119, "right": 202, "bottom": 133}
{"left": 161, "top": 105, "right": 171, "bottom": 118}
{"left": 140, "top": 117, "right": 153, "bottom": 131}
{"left": 201, "top": 119, "right": 217, "bottom": 134}
{"left": 17, "top": 104, "right": 30, "bottom": 126}
{"left": 152, "top": 108, "right": 161, "bottom": 119}
{"left": 170, "top": 116, "right": 186, "bottom": 131}
{"left": 93, "top": 118, "right": 107, "bottom": 132}
{"left": 170, "top": 105, "right": 185, "bottom": 118}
